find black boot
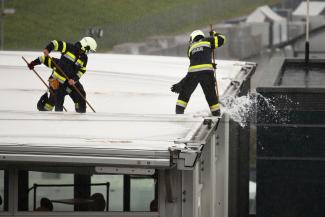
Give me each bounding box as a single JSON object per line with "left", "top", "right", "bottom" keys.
{"left": 37, "top": 93, "right": 48, "bottom": 111}
{"left": 212, "top": 109, "right": 221, "bottom": 116}
{"left": 176, "top": 105, "right": 185, "bottom": 114}
{"left": 75, "top": 102, "right": 86, "bottom": 113}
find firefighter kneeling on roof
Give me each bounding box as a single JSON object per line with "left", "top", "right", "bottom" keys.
{"left": 28, "top": 37, "right": 97, "bottom": 113}
{"left": 171, "top": 30, "right": 226, "bottom": 116}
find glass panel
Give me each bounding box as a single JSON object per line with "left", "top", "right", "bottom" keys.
{"left": 0, "top": 170, "right": 6, "bottom": 211}
{"left": 130, "top": 178, "right": 156, "bottom": 211}
{"left": 249, "top": 180, "right": 256, "bottom": 215}
{"left": 27, "top": 171, "right": 74, "bottom": 211}
{"left": 18, "top": 170, "right": 157, "bottom": 212}
{"left": 91, "top": 174, "right": 123, "bottom": 211}
{"left": 250, "top": 127, "right": 257, "bottom": 215}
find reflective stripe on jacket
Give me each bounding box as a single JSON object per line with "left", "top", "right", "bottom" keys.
{"left": 45, "top": 40, "right": 88, "bottom": 81}
{"left": 187, "top": 34, "right": 226, "bottom": 73}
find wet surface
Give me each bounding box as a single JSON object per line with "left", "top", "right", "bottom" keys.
{"left": 248, "top": 26, "right": 325, "bottom": 90}
{"left": 279, "top": 66, "right": 325, "bottom": 87}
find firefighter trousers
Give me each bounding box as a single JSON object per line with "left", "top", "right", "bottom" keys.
{"left": 55, "top": 82, "right": 86, "bottom": 113}
{"left": 176, "top": 71, "right": 220, "bottom": 116}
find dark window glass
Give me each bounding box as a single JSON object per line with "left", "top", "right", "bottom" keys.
{"left": 91, "top": 174, "right": 123, "bottom": 211}
{"left": 130, "top": 177, "right": 156, "bottom": 212}
{"left": 18, "top": 171, "right": 74, "bottom": 211}
{"left": 18, "top": 169, "right": 158, "bottom": 212}
{"left": 0, "top": 170, "right": 8, "bottom": 212}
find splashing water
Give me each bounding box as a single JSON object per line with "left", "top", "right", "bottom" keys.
{"left": 220, "top": 94, "right": 257, "bottom": 127}
{"left": 220, "top": 93, "right": 296, "bottom": 128}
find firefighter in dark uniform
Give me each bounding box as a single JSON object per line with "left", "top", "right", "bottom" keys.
{"left": 171, "top": 30, "right": 226, "bottom": 116}
{"left": 28, "top": 37, "right": 97, "bottom": 113}
{"left": 28, "top": 55, "right": 84, "bottom": 112}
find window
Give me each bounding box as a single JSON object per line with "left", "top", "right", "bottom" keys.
{"left": 91, "top": 174, "right": 123, "bottom": 211}
{"left": 18, "top": 170, "right": 74, "bottom": 211}
{"left": 29, "top": 171, "right": 74, "bottom": 211}
{"left": 91, "top": 174, "right": 158, "bottom": 212}
{"left": 130, "top": 176, "right": 157, "bottom": 212}
{"left": 0, "top": 170, "right": 8, "bottom": 212}
{"left": 17, "top": 168, "right": 158, "bottom": 212}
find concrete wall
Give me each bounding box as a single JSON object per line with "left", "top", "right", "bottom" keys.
{"left": 287, "top": 21, "right": 305, "bottom": 40}
{"left": 249, "top": 23, "right": 270, "bottom": 47}
{"left": 112, "top": 23, "right": 264, "bottom": 60}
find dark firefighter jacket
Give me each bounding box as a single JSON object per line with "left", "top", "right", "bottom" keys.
{"left": 45, "top": 40, "right": 88, "bottom": 84}
{"left": 35, "top": 55, "right": 59, "bottom": 71}
{"left": 187, "top": 34, "right": 226, "bottom": 73}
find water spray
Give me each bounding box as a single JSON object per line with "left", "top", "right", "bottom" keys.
{"left": 219, "top": 93, "right": 297, "bottom": 128}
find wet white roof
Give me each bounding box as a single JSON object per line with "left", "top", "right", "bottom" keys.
{"left": 0, "top": 51, "right": 250, "bottom": 167}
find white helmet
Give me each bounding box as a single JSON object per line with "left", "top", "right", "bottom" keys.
{"left": 190, "top": 30, "right": 205, "bottom": 43}
{"left": 80, "top": 37, "right": 97, "bottom": 53}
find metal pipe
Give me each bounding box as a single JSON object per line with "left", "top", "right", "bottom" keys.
{"left": 210, "top": 24, "right": 220, "bottom": 100}
{"left": 106, "top": 182, "right": 110, "bottom": 211}
{"left": 306, "top": 0, "right": 310, "bottom": 42}
{"left": 224, "top": 114, "right": 229, "bottom": 217}
{"left": 28, "top": 182, "right": 108, "bottom": 188}
{"left": 33, "top": 183, "right": 37, "bottom": 211}
{"left": 305, "top": 0, "right": 310, "bottom": 64}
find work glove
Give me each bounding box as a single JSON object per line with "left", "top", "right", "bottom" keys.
{"left": 68, "top": 79, "right": 76, "bottom": 86}
{"left": 27, "top": 60, "right": 38, "bottom": 70}
{"left": 171, "top": 76, "right": 188, "bottom": 94}
{"left": 171, "top": 82, "right": 183, "bottom": 94}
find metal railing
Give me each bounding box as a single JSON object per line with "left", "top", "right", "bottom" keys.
{"left": 28, "top": 182, "right": 110, "bottom": 211}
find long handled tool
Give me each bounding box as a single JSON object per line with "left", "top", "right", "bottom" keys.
{"left": 22, "top": 56, "right": 67, "bottom": 112}
{"left": 48, "top": 56, "right": 96, "bottom": 113}
{"left": 210, "top": 24, "right": 220, "bottom": 100}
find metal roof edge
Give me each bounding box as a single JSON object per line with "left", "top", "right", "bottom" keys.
{"left": 223, "top": 61, "right": 257, "bottom": 97}
{"left": 0, "top": 153, "right": 171, "bottom": 168}
{"left": 170, "top": 117, "right": 220, "bottom": 170}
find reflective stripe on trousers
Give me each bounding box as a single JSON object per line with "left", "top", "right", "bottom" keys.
{"left": 210, "top": 103, "right": 220, "bottom": 112}
{"left": 188, "top": 64, "right": 213, "bottom": 73}
{"left": 44, "top": 103, "right": 54, "bottom": 111}
{"left": 176, "top": 99, "right": 188, "bottom": 108}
